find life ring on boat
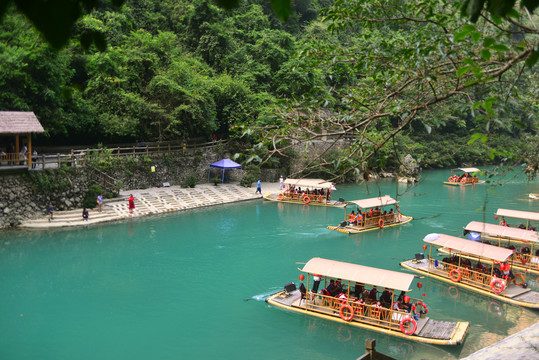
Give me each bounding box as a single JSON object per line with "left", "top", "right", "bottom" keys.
{"left": 302, "top": 196, "right": 311, "bottom": 204}
{"left": 490, "top": 278, "right": 505, "bottom": 294}
{"left": 398, "top": 213, "right": 403, "bottom": 222}
{"left": 514, "top": 273, "right": 525, "bottom": 286}
{"left": 460, "top": 177, "right": 467, "bottom": 185}
{"left": 472, "top": 178, "right": 476, "bottom": 185}
{"left": 448, "top": 286, "right": 459, "bottom": 299}
{"left": 413, "top": 302, "right": 428, "bottom": 314}
{"left": 399, "top": 316, "right": 417, "bottom": 335}
{"left": 339, "top": 304, "right": 354, "bottom": 322}
{"left": 449, "top": 269, "right": 462, "bottom": 282}
{"left": 448, "top": 176, "right": 453, "bottom": 182}
{"left": 277, "top": 193, "right": 284, "bottom": 201}
{"left": 378, "top": 219, "right": 384, "bottom": 228}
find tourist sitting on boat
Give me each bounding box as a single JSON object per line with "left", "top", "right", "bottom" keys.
{"left": 500, "top": 217, "right": 508, "bottom": 226}
{"left": 392, "top": 299, "right": 402, "bottom": 311}
{"left": 353, "top": 283, "right": 364, "bottom": 299}
{"left": 380, "top": 289, "right": 392, "bottom": 308}
{"left": 335, "top": 279, "right": 343, "bottom": 294}
{"left": 501, "top": 263, "right": 515, "bottom": 282}
{"left": 368, "top": 286, "right": 378, "bottom": 303}
{"left": 326, "top": 279, "right": 337, "bottom": 296}
{"left": 401, "top": 295, "right": 412, "bottom": 312}
{"left": 348, "top": 211, "right": 356, "bottom": 221}
{"left": 389, "top": 208, "right": 394, "bottom": 214}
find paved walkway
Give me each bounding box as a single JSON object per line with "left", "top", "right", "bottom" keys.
{"left": 20, "top": 182, "right": 278, "bottom": 229}
{"left": 461, "top": 322, "right": 539, "bottom": 360}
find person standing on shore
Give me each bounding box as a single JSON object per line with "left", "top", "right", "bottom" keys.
{"left": 255, "top": 180, "right": 262, "bottom": 194}
{"left": 82, "top": 208, "right": 89, "bottom": 221}
{"left": 279, "top": 175, "right": 284, "bottom": 190}
{"left": 47, "top": 204, "right": 54, "bottom": 222}
{"left": 97, "top": 194, "right": 103, "bottom": 212}
{"left": 128, "top": 194, "right": 135, "bottom": 214}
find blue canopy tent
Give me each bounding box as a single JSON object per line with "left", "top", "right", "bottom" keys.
{"left": 208, "top": 158, "right": 242, "bottom": 183}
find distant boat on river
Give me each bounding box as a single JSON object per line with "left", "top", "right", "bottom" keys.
{"left": 326, "top": 195, "right": 412, "bottom": 234}
{"left": 263, "top": 178, "right": 345, "bottom": 207}
{"left": 443, "top": 167, "right": 484, "bottom": 186}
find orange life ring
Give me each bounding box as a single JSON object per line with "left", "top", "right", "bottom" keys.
{"left": 514, "top": 273, "right": 525, "bottom": 286}
{"left": 448, "top": 177, "right": 453, "bottom": 182}
{"left": 277, "top": 193, "right": 284, "bottom": 201}
{"left": 490, "top": 278, "right": 505, "bottom": 294}
{"left": 413, "top": 302, "right": 428, "bottom": 314}
{"left": 398, "top": 213, "right": 403, "bottom": 222}
{"left": 303, "top": 196, "right": 311, "bottom": 204}
{"left": 339, "top": 304, "right": 354, "bottom": 322}
{"left": 460, "top": 177, "right": 467, "bottom": 185}
{"left": 378, "top": 219, "right": 384, "bottom": 228}
{"left": 449, "top": 269, "right": 462, "bottom": 282}
{"left": 472, "top": 178, "right": 476, "bottom": 185}
{"left": 399, "top": 316, "right": 417, "bottom": 335}
{"left": 448, "top": 286, "right": 459, "bottom": 298}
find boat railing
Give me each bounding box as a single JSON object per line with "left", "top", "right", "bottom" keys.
{"left": 280, "top": 192, "right": 328, "bottom": 204}
{"left": 427, "top": 258, "right": 506, "bottom": 294}
{"left": 306, "top": 292, "right": 417, "bottom": 332}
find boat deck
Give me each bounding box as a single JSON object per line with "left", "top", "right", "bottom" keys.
{"left": 401, "top": 259, "right": 539, "bottom": 307}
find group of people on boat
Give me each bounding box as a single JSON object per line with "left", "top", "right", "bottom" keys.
{"left": 347, "top": 208, "right": 395, "bottom": 226}
{"left": 284, "top": 185, "right": 331, "bottom": 199}
{"left": 448, "top": 173, "right": 479, "bottom": 183}
{"left": 315, "top": 279, "right": 418, "bottom": 319}
{"left": 441, "top": 255, "right": 518, "bottom": 285}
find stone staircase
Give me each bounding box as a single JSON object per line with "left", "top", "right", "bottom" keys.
{"left": 20, "top": 184, "right": 262, "bottom": 229}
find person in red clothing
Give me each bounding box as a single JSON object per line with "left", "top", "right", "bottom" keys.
{"left": 128, "top": 194, "right": 135, "bottom": 214}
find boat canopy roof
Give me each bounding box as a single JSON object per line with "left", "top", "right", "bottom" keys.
{"left": 423, "top": 233, "right": 513, "bottom": 262}
{"left": 347, "top": 195, "right": 398, "bottom": 209}
{"left": 301, "top": 257, "right": 414, "bottom": 292}
{"left": 465, "top": 221, "right": 538, "bottom": 243}
{"left": 455, "top": 167, "right": 480, "bottom": 173}
{"left": 495, "top": 208, "right": 539, "bottom": 222}
{"left": 283, "top": 178, "right": 334, "bottom": 189}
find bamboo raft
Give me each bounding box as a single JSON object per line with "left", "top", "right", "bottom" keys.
{"left": 266, "top": 258, "right": 469, "bottom": 345}
{"left": 401, "top": 234, "right": 539, "bottom": 309}
{"left": 443, "top": 167, "right": 485, "bottom": 186}
{"left": 327, "top": 195, "right": 413, "bottom": 234}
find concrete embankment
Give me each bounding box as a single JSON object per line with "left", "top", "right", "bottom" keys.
{"left": 20, "top": 183, "right": 274, "bottom": 228}
{"left": 461, "top": 322, "right": 539, "bottom": 360}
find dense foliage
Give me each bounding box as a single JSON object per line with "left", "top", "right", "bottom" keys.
{"left": 0, "top": 0, "right": 537, "bottom": 177}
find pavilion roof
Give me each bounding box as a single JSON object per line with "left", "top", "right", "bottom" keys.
{"left": 0, "top": 112, "right": 45, "bottom": 134}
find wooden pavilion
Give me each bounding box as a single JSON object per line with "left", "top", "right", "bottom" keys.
{"left": 0, "top": 111, "right": 45, "bottom": 168}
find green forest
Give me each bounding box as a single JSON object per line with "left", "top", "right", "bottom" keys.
{"left": 0, "top": 0, "right": 537, "bottom": 177}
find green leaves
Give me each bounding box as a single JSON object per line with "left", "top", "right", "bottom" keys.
{"left": 270, "top": 0, "right": 292, "bottom": 21}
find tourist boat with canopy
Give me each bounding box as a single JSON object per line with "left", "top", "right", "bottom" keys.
{"left": 326, "top": 195, "right": 413, "bottom": 234}
{"left": 400, "top": 234, "right": 539, "bottom": 309}
{"left": 266, "top": 257, "right": 469, "bottom": 345}
{"left": 494, "top": 208, "right": 538, "bottom": 230}
{"left": 263, "top": 178, "right": 345, "bottom": 207}
{"left": 443, "top": 167, "right": 484, "bottom": 186}
{"left": 463, "top": 221, "right": 539, "bottom": 275}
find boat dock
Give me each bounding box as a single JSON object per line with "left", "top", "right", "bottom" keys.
{"left": 20, "top": 184, "right": 265, "bottom": 228}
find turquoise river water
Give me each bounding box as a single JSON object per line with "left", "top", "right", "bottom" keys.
{"left": 1, "top": 168, "right": 538, "bottom": 360}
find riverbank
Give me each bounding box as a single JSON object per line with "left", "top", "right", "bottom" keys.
{"left": 19, "top": 182, "right": 281, "bottom": 229}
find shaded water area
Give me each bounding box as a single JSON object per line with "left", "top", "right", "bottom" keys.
{"left": 1, "top": 169, "right": 537, "bottom": 360}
